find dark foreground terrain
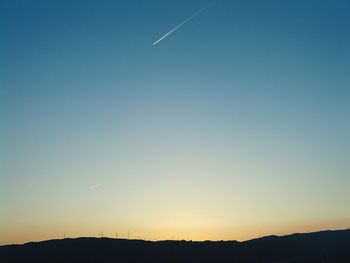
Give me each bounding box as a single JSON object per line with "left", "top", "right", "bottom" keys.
{"left": 1, "top": 229, "right": 349, "bottom": 262}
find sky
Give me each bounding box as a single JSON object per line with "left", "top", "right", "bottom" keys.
{"left": 1, "top": 0, "right": 350, "bottom": 244}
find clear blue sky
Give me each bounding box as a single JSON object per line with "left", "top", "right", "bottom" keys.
{"left": 1, "top": 0, "right": 350, "bottom": 244}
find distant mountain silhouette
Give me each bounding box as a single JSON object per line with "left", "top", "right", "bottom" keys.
{"left": 1, "top": 229, "right": 350, "bottom": 262}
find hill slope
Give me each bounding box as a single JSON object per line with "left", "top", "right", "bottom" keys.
{"left": 1, "top": 229, "right": 350, "bottom": 262}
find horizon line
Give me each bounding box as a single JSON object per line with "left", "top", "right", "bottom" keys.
{"left": 2, "top": 227, "right": 349, "bottom": 247}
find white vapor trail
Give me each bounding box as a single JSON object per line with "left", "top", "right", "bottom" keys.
{"left": 153, "top": 1, "right": 215, "bottom": 46}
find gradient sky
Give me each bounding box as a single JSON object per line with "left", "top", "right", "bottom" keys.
{"left": 1, "top": 0, "right": 350, "bottom": 244}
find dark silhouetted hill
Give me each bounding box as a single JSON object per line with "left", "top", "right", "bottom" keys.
{"left": 1, "top": 229, "right": 350, "bottom": 262}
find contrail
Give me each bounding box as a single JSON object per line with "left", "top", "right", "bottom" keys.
{"left": 153, "top": 1, "right": 215, "bottom": 46}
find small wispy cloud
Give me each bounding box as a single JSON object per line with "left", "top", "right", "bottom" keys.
{"left": 90, "top": 184, "right": 102, "bottom": 189}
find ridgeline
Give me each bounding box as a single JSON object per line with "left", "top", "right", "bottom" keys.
{"left": 1, "top": 229, "right": 350, "bottom": 262}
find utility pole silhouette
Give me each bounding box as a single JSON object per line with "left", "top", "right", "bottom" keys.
{"left": 127, "top": 231, "right": 130, "bottom": 239}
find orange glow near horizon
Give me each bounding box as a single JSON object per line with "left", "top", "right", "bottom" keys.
{"left": 1, "top": 219, "right": 349, "bottom": 245}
